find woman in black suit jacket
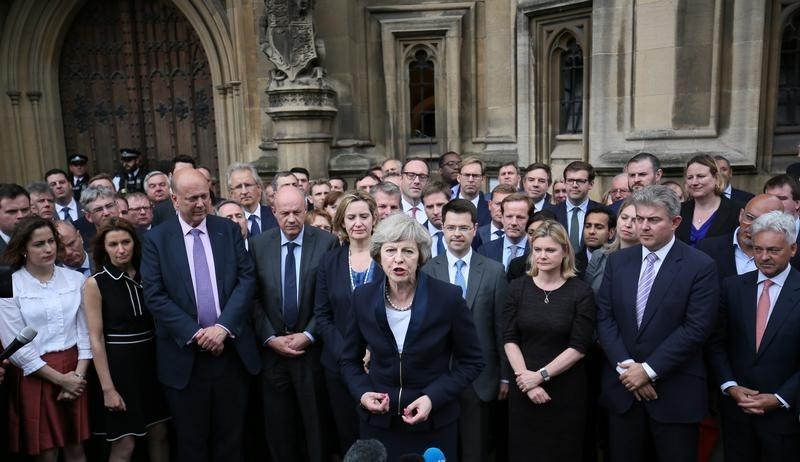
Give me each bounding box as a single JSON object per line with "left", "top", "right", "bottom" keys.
{"left": 676, "top": 154, "right": 741, "bottom": 246}
{"left": 340, "top": 213, "right": 483, "bottom": 460}
{"left": 314, "top": 191, "right": 384, "bottom": 455}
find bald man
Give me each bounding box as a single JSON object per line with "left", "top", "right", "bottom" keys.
{"left": 697, "top": 194, "right": 798, "bottom": 282}
{"left": 141, "top": 168, "right": 259, "bottom": 462}
{"left": 250, "top": 186, "right": 338, "bottom": 462}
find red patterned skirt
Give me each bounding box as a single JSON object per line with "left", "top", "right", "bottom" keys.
{"left": 8, "top": 347, "right": 90, "bottom": 455}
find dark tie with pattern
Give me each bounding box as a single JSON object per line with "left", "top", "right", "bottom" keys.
{"left": 249, "top": 214, "right": 261, "bottom": 237}
{"left": 283, "top": 242, "right": 299, "bottom": 331}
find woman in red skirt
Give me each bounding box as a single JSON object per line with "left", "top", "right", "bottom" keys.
{"left": 0, "top": 216, "right": 91, "bottom": 462}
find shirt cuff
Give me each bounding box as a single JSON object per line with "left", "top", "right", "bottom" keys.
{"left": 215, "top": 324, "right": 234, "bottom": 339}
{"left": 20, "top": 358, "right": 47, "bottom": 377}
{"left": 615, "top": 358, "right": 634, "bottom": 375}
{"left": 775, "top": 393, "right": 790, "bottom": 409}
{"left": 642, "top": 362, "right": 658, "bottom": 381}
{"left": 500, "top": 379, "right": 510, "bottom": 384}
{"left": 264, "top": 335, "right": 276, "bottom": 347}
{"left": 187, "top": 329, "right": 202, "bottom": 345}
{"left": 77, "top": 348, "right": 93, "bottom": 361}
{"left": 720, "top": 381, "right": 738, "bottom": 394}
{"left": 303, "top": 331, "right": 315, "bottom": 343}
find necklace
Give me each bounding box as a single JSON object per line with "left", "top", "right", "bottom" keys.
{"left": 348, "top": 249, "right": 372, "bottom": 291}
{"left": 543, "top": 289, "right": 554, "bottom": 304}
{"left": 385, "top": 285, "right": 413, "bottom": 311}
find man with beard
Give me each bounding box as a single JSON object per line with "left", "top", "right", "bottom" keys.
{"left": 113, "top": 148, "right": 148, "bottom": 193}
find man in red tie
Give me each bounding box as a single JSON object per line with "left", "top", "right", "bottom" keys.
{"left": 710, "top": 210, "right": 800, "bottom": 462}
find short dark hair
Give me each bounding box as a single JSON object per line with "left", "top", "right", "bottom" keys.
{"left": 437, "top": 151, "right": 461, "bottom": 167}
{"left": 421, "top": 181, "right": 451, "bottom": 200}
{"left": 713, "top": 155, "right": 730, "bottom": 167}
{"left": 764, "top": 174, "right": 800, "bottom": 201}
{"left": 91, "top": 217, "right": 141, "bottom": 272}
{"left": 524, "top": 163, "right": 552, "bottom": 184}
{"left": 526, "top": 209, "right": 557, "bottom": 230}
{"left": 499, "top": 161, "right": 520, "bottom": 174}
{"left": 0, "top": 183, "right": 30, "bottom": 203}
{"left": 501, "top": 192, "right": 532, "bottom": 214}
{"left": 44, "top": 168, "right": 68, "bottom": 182}
{"left": 563, "top": 161, "right": 596, "bottom": 182}
{"left": 26, "top": 181, "right": 53, "bottom": 197}
{"left": 442, "top": 198, "right": 478, "bottom": 224}
{"left": 626, "top": 152, "right": 661, "bottom": 172}
{"left": 171, "top": 155, "right": 196, "bottom": 170}
{"left": 492, "top": 183, "right": 518, "bottom": 196}
{"left": 586, "top": 205, "right": 617, "bottom": 230}
{"left": 355, "top": 171, "right": 380, "bottom": 185}
{"left": 289, "top": 167, "right": 310, "bottom": 178}
{"left": 329, "top": 176, "right": 348, "bottom": 190}
{"left": 2, "top": 216, "right": 59, "bottom": 269}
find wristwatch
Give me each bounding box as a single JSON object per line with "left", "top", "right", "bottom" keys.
{"left": 539, "top": 368, "right": 551, "bottom": 382}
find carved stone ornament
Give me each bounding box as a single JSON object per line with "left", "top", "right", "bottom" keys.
{"left": 261, "top": 0, "right": 318, "bottom": 82}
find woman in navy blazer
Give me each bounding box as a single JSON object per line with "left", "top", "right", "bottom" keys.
{"left": 314, "top": 191, "right": 384, "bottom": 455}
{"left": 340, "top": 213, "right": 483, "bottom": 460}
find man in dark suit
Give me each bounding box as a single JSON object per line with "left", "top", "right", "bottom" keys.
{"left": 610, "top": 153, "right": 664, "bottom": 215}
{"left": 546, "top": 161, "right": 600, "bottom": 251}
{"left": 697, "top": 194, "right": 785, "bottom": 282}
{"left": 0, "top": 184, "right": 31, "bottom": 254}
{"left": 521, "top": 162, "right": 552, "bottom": 212}
{"left": 451, "top": 157, "right": 491, "bottom": 227}
{"left": 421, "top": 199, "right": 509, "bottom": 462}
{"left": 250, "top": 186, "right": 338, "bottom": 462}
{"left": 478, "top": 193, "right": 531, "bottom": 270}
{"left": 113, "top": 148, "right": 148, "bottom": 193}
{"left": 476, "top": 184, "right": 516, "bottom": 248}
{"left": 575, "top": 206, "right": 616, "bottom": 279}
{"left": 226, "top": 162, "right": 277, "bottom": 237}
{"left": 150, "top": 155, "right": 197, "bottom": 227}
{"left": 715, "top": 155, "right": 755, "bottom": 205}
{"left": 709, "top": 210, "right": 800, "bottom": 461}
{"left": 141, "top": 168, "right": 260, "bottom": 462}
{"left": 597, "top": 185, "right": 719, "bottom": 462}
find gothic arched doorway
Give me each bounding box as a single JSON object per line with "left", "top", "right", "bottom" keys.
{"left": 59, "top": 0, "right": 218, "bottom": 177}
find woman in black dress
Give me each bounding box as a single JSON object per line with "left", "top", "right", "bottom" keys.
{"left": 83, "top": 217, "right": 169, "bottom": 461}
{"left": 504, "top": 220, "right": 596, "bottom": 461}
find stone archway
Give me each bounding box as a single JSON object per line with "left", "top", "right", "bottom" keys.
{"left": 0, "top": 0, "right": 246, "bottom": 184}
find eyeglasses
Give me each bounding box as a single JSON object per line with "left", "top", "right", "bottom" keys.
{"left": 444, "top": 225, "right": 474, "bottom": 233}
{"left": 129, "top": 206, "right": 152, "bottom": 213}
{"left": 565, "top": 178, "right": 590, "bottom": 185}
{"left": 89, "top": 202, "right": 117, "bottom": 215}
{"left": 403, "top": 172, "right": 429, "bottom": 182}
{"left": 460, "top": 173, "right": 483, "bottom": 180}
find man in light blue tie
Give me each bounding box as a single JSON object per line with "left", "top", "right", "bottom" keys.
{"left": 596, "top": 185, "right": 719, "bottom": 462}
{"left": 141, "top": 169, "right": 260, "bottom": 462}
{"left": 545, "top": 161, "right": 600, "bottom": 251}
{"left": 422, "top": 181, "right": 451, "bottom": 259}
{"left": 421, "top": 198, "right": 509, "bottom": 462}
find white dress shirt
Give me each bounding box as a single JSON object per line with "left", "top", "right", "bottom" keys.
{"left": 732, "top": 228, "right": 757, "bottom": 275}
{"left": 566, "top": 197, "right": 590, "bottom": 242}
{"left": 244, "top": 205, "right": 262, "bottom": 233}
{"left": 0, "top": 267, "right": 91, "bottom": 375}
{"left": 179, "top": 215, "right": 222, "bottom": 320}
{"left": 445, "top": 249, "right": 473, "bottom": 290}
{"left": 402, "top": 197, "right": 427, "bottom": 225}
{"left": 428, "top": 221, "right": 444, "bottom": 258}
{"left": 57, "top": 198, "right": 80, "bottom": 222}
{"left": 386, "top": 306, "right": 412, "bottom": 353}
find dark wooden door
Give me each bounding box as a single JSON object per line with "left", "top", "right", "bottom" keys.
{"left": 59, "top": 0, "right": 217, "bottom": 177}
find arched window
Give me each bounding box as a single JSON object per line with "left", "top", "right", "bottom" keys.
{"left": 778, "top": 13, "right": 800, "bottom": 127}
{"left": 409, "top": 49, "right": 436, "bottom": 137}
{"left": 559, "top": 38, "right": 583, "bottom": 134}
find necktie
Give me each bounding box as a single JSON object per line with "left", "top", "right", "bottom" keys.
{"left": 505, "top": 244, "right": 519, "bottom": 269}
{"left": 249, "top": 214, "right": 261, "bottom": 237}
{"left": 569, "top": 207, "right": 581, "bottom": 250}
{"left": 61, "top": 207, "right": 73, "bottom": 223}
{"left": 454, "top": 260, "right": 467, "bottom": 298}
{"left": 636, "top": 253, "right": 659, "bottom": 327}
{"left": 755, "top": 279, "right": 773, "bottom": 351}
{"left": 493, "top": 229, "right": 504, "bottom": 240}
{"left": 189, "top": 229, "right": 217, "bottom": 327}
{"left": 411, "top": 207, "right": 417, "bottom": 219}
{"left": 435, "top": 231, "right": 445, "bottom": 256}
{"left": 283, "top": 242, "right": 299, "bottom": 331}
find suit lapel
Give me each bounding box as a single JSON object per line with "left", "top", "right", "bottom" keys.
{"left": 298, "top": 228, "right": 317, "bottom": 307}
{"left": 757, "top": 270, "right": 800, "bottom": 357}
{"left": 372, "top": 279, "right": 397, "bottom": 351}
{"left": 267, "top": 231, "right": 283, "bottom": 307}
{"left": 638, "top": 244, "right": 682, "bottom": 334}
{"left": 466, "top": 256, "right": 485, "bottom": 308}
{"left": 622, "top": 247, "right": 643, "bottom": 334}
{"left": 169, "top": 221, "right": 196, "bottom": 307}
{"left": 207, "top": 218, "right": 227, "bottom": 308}
{"left": 740, "top": 272, "right": 759, "bottom": 358}
{"left": 404, "top": 274, "right": 430, "bottom": 348}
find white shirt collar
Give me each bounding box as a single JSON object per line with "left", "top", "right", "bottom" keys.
{"left": 178, "top": 214, "right": 208, "bottom": 236}
{"left": 245, "top": 204, "right": 262, "bottom": 219}
{"left": 0, "top": 230, "right": 10, "bottom": 244}
{"left": 280, "top": 226, "right": 305, "bottom": 246}
{"left": 427, "top": 221, "right": 441, "bottom": 235}
{"left": 757, "top": 264, "right": 792, "bottom": 287}
{"left": 567, "top": 197, "right": 590, "bottom": 212}
{"left": 446, "top": 248, "right": 473, "bottom": 267}
{"left": 458, "top": 192, "right": 480, "bottom": 208}
{"left": 723, "top": 183, "right": 732, "bottom": 198}
{"left": 642, "top": 235, "right": 676, "bottom": 262}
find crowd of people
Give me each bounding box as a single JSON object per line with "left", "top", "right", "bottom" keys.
{"left": 0, "top": 148, "right": 799, "bottom": 462}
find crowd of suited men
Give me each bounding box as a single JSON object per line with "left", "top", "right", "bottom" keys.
{"left": 0, "top": 147, "right": 799, "bottom": 462}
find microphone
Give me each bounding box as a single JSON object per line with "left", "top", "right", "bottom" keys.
{"left": 423, "top": 447, "right": 445, "bottom": 462}
{"left": 343, "top": 439, "right": 387, "bottom": 462}
{"left": 0, "top": 326, "right": 38, "bottom": 361}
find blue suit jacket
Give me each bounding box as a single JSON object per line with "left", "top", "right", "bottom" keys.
{"left": 710, "top": 269, "right": 800, "bottom": 433}
{"left": 452, "top": 187, "right": 491, "bottom": 227}
{"left": 259, "top": 205, "right": 278, "bottom": 232}
{"left": 314, "top": 244, "right": 385, "bottom": 372}
{"left": 730, "top": 188, "right": 755, "bottom": 206}
{"left": 141, "top": 214, "right": 260, "bottom": 389}
{"left": 477, "top": 237, "right": 529, "bottom": 267}
{"left": 340, "top": 274, "right": 484, "bottom": 430}
{"left": 596, "top": 240, "right": 719, "bottom": 423}
{"left": 697, "top": 232, "right": 800, "bottom": 283}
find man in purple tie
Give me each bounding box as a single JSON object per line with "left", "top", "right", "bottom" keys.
{"left": 141, "top": 168, "right": 259, "bottom": 462}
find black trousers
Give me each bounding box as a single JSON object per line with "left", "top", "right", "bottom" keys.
{"left": 607, "top": 402, "right": 698, "bottom": 462}
{"left": 163, "top": 347, "right": 249, "bottom": 462}
{"left": 721, "top": 416, "right": 800, "bottom": 462}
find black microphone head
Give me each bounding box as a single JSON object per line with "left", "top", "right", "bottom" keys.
{"left": 343, "top": 439, "right": 387, "bottom": 462}
{"left": 17, "top": 326, "right": 37, "bottom": 344}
